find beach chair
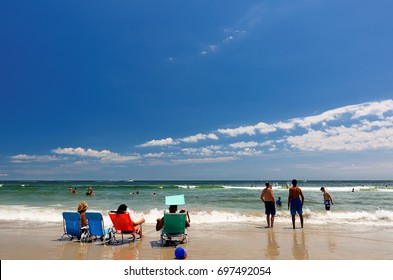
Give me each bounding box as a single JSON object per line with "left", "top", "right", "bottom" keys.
{"left": 108, "top": 211, "right": 141, "bottom": 244}
{"left": 160, "top": 194, "right": 188, "bottom": 246}
{"left": 160, "top": 212, "right": 188, "bottom": 246}
{"left": 85, "top": 212, "right": 113, "bottom": 243}
{"left": 60, "top": 212, "right": 88, "bottom": 241}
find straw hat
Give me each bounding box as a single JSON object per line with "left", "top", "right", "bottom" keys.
{"left": 77, "top": 201, "right": 88, "bottom": 212}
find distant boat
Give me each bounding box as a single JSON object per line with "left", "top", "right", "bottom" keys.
{"left": 128, "top": 179, "right": 134, "bottom": 182}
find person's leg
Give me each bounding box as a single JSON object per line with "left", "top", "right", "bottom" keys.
{"left": 271, "top": 215, "right": 275, "bottom": 228}
{"left": 138, "top": 225, "right": 144, "bottom": 238}
{"left": 299, "top": 214, "right": 303, "bottom": 228}
{"left": 266, "top": 214, "right": 271, "bottom": 228}
{"left": 291, "top": 215, "right": 296, "bottom": 229}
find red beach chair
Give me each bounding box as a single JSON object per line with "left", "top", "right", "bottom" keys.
{"left": 108, "top": 211, "right": 141, "bottom": 244}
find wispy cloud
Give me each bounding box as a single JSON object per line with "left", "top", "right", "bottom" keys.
{"left": 170, "top": 157, "right": 237, "bottom": 165}
{"left": 52, "top": 147, "right": 140, "bottom": 162}
{"left": 229, "top": 141, "right": 259, "bottom": 148}
{"left": 7, "top": 100, "right": 393, "bottom": 172}
{"left": 286, "top": 118, "right": 393, "bottom": 151}
{"left": 218, "top": 122, "right": 276, "bottom": 137}
{"left": 137, "top": 138, "right": 177, "bottom": 147}
{"left": 138, "top": 99, "right": 393, "bottom": 156}
{"left": 180, "top": 133, "right": 218, "bottom": 143}
{"left": 10, "top": 154, "right": 61, "bottom": 163}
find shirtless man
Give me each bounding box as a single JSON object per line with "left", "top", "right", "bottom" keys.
{"left": 260, "top": 181, "right": 276, "bottom": 228}
{"left": 288, "top": 179, "right": 304, "bottom": 229}
{"left": 320, "top": 187, "right": 333, "bottom": 210}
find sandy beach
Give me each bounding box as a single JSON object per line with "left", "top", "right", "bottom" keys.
{"left": 1, "top": 220, "right": 392, "bottom": 260}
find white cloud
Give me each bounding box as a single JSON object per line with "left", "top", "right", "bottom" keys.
{"left": 53, "top": 147, "right": 111, "bottom": 158}
{"left": 180, "top": 133, "right": 218, "bottom": 143}
{"left": 52, "top": 147, "right": 140, "bottom": 162}
{"left": 234, "top": 148, "right": 263, "bottom": 156}
{"left": 137, "top": 100, "right": 393, "bottom": 157}
{"left": 229, "top": 141, "right": 259, "bottom": 148}
{"left": 181, "top": 146, "right": 216, "bottom": 156}
{"left": 144, "top": 152, "right": 166, "bottom": 158}
{"left": 351, "top": 100, "right": 393, "bottom": 119}
{"left": 274, "top": 121, "right": 296, "bottom": 131}
{"left": 10, "top": 154, "right": 61, "bottom": 163}
{"left": 138, "top": 138, "right": 177, "bottom": 147}
{"left": 287, "top": 124, "right": 393, "bottom": 152}
{"left": 171, "top": 157, "right": 237, "bottom": 164}
{"left": 282, "top": 100, "right": 393, "bottom": 129}
{"left": 218, "top": 122, "right": 275, "bottom": 137}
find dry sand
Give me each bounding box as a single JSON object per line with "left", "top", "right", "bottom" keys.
{"left": 1, "top": 221, "right": 392, "bottom": 260}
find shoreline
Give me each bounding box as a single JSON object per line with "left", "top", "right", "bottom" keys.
{"left": 1, "top": 221, "right": 392, "bottom": 260}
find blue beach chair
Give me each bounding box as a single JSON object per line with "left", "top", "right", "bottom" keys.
{"left": 60, "top": 212, "right": 88, "bottom": 241}
{"left": 85, "top": 212, "right": 113, "bottom": 243}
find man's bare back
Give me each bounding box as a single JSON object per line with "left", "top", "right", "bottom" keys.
{"left": 289, "top": 187, "right": 302, "bottom": 200}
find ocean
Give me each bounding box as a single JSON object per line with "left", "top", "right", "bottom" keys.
{"left": 1, "top": 180, "right": 393, "bottom": 228}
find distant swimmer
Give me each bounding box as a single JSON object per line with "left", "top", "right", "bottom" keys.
{"left": 72, "top": 188, "right": 77, "bottom": 194}
{"left": 86, "top": 187, "right": 94, "bottom": 196}
{"left": 320, "top": 187, "right": 333, "bottom": 211}
{"left": 352, "top": 188, "right": 355, "bottom": 192}
{"left": 276, "top": 196, "right": 282, "bottom": 207}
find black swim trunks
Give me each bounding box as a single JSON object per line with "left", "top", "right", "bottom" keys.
{"left": 264, "top": 201, "right": 276, "bottom": 215}
{"left": 324, "top": 200, "right": 331, "bottom": 210}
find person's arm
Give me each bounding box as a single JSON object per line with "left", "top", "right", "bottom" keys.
{"left": 81, "top": 213, "right": 88, "bottom": 227}
{"left": 186, "top": 210, "right": 191, "bottom": 223}
{"left": 300, "top": 189, "right": 305, "bottom": 205}
{"left": 260, "top": 190, "right": 265, "bottom": 202}
{"left": 156, "top": 217, "right": 164, "bottom": 231}
{"left": 288, "top": 189, "right": 292, "bottom": 209}
{"left": 134, "top": 217, "right": 145, "bottom": 226}
{"left": 328, "top": 193, "right": 333, "bottom": 204}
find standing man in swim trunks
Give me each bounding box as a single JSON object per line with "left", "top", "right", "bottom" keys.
{"left": 288, "top": 179, "right": 304, "bottom": 229}
{"left": 320, "top": 187, "right": 333, "bottom": 210}
{"left": 260, "top": 181, "right": 276, "bottom": 228}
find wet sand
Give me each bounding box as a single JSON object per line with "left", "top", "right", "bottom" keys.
{"left": 1, "top": 220, "right": 392, "bottom": 260}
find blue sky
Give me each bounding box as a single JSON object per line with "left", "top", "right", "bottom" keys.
{"left": 1, "top": 0, "right": 393, "bottom": 180}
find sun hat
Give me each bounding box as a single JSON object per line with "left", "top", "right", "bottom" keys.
{"left": 77, "top": 201, "right": 88, "bottom": 212}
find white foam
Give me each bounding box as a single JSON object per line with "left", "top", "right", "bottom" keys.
{"left": 1, "top": 205, "right": 393, "bottom": 228}
{"left": 177, "top": 185, "right": 198, "bottom": 189}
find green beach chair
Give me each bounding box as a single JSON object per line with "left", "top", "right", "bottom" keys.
{"left": 160, "top": 194, "right": 188, "bottom": 246}
{"left": 160, "top": 212, "right": 188, "bottom": 246}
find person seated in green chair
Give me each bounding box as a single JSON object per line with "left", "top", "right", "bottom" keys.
{"left": 156, "top": 205, "right": 190, "bottom": 231}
